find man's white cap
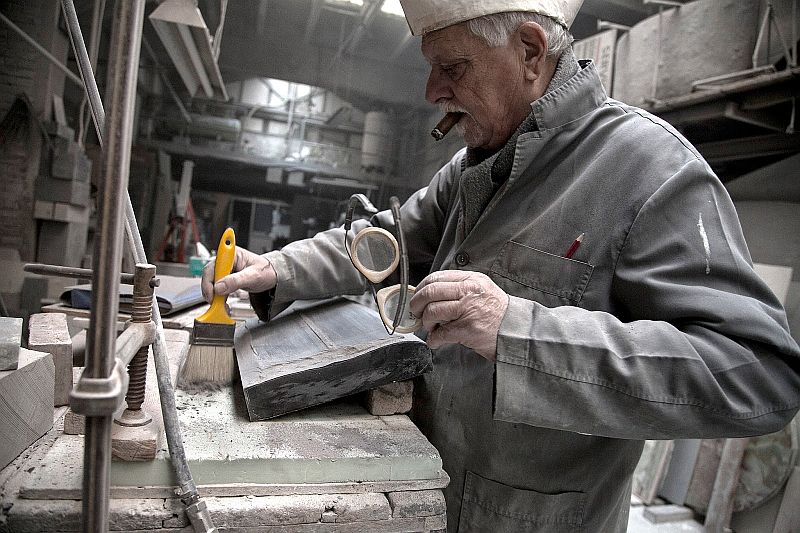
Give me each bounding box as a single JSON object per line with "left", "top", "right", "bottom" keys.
{"left": 399, "top": 0, "right": 584, "bottom": 36}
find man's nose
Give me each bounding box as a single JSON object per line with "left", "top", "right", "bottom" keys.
{"left": 425, "top": 68, "right": 452, "bottom": 105}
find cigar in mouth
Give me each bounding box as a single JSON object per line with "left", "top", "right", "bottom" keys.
{"left": 431, "top": 112, "right": 463, "bottom": 140}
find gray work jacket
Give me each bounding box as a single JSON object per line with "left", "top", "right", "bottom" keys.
{"left": 254, "top": 62, "right": 800, "bottom": 532}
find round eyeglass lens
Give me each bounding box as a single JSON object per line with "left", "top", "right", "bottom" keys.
{"left": 354, "top": 232, "right": 396, "bottom": 273}
{"left": 382, "top": 288, "right": 418, "bottom": 329}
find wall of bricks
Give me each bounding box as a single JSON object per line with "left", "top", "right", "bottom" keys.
{"left": 0, "top": 0, "right": 69, "bottom": 261}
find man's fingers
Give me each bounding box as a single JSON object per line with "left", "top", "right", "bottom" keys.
{"left": 420, "top": 300, "right": 462, "bottom": 331}
{"left": 414, "top": 269, "right": 471, "bottom": 292}
{"left": 214, "top": 269, "right": 257, "bottom": 296}
{"left": 427, "top": 322, "right": 464, "bottom": 350}
{"left": 200, "top": 260, "right": 217, "bottom": 302}
{"left": 410, "top": 278, "right": 469, "bottom": 316}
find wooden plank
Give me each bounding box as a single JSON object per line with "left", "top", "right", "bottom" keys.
{"left": 0, "top": 348, "right": 54, "bottom": 470}
{"left": 27, "top": 313, "right": 72, "bottom": 406}
{"left": 632, "top": 440, "right": 675, "bottom": 504}
{"left": 704, "top": 437, "right": 750, "bottom": 532}
{"left": 684, "top": 439, "right": 725, "bottom": 513}
{"left": 659, "top": 439, "right": 702, "bottom": 505}
{"left": 235, "top": 298, "right": 432, "bottom": 421}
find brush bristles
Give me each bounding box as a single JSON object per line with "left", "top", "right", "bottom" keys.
{"left": 180, "top": 344, "right": 236, "bottom": 386}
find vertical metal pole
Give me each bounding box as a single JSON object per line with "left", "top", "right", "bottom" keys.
{"left": 62, "top": 1, "right": 215, "bottom": 530}
{"left": 81, "top": 2, "right": 145, "bottom": 532}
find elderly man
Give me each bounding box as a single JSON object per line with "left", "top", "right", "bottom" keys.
{"left": 204, "top": 0, "right": 800, "bottom": 530}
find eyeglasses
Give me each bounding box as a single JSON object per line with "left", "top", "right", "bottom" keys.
{"left": 344, "top": 194, "right": 421, "bottom": 335}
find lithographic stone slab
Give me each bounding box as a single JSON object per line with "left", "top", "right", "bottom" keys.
{"left": 236, "top": 298, "right": 432, "bottom": 421}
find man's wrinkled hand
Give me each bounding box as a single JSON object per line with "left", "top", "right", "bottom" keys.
{"left": 409, "top": 270, "right": 509, "bottom": 361}
{"left": 201, "top": 246, "right": 277, "bottom": 302}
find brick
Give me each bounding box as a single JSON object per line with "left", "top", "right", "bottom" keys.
{"left": 52, "top": 202, "right": 90, "bottom": 223}
{"left": 202, "top": 493, "right": 391, "bottom": 527}
{"left": 35, "top": 175, "right": 90, "bottom": 206}
{"left": 387, "top": 490, "right": 446, "bottom": 518}
{"left": 36, "top": 220, "right": 88, "bottom": 267}
{"left": 27, "top": 313, "right": 72, "bottom": 406}
{"left": 51, "top": 138, "right": 92, "bottom": 182}
{"left": 643, "top": 504, "right": 695, "bottom": 524}
{"left": 33, "top": 200, "right": 55, "bottom": 220}
{"left": 364, "top": 380, "right": 413, "bottom": 416}
{"left": 0, "top": 316, "right": 23, "bottom": 370}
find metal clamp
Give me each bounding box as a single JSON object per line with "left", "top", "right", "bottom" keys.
{"left": 70, "top": 359, "right": 129, "bottom": 417}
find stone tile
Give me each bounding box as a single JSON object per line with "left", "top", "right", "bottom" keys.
{"left": 0, "top": 317, "right": 22, "bottom": 370}
{"left": 387, "top": 490, "right": 445, "bottom": 518}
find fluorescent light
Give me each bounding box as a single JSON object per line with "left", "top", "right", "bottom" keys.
{"left": 149, "top": 0, "right": 228, "bottom": 100}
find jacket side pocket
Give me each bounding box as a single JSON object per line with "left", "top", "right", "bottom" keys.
{"left": 458, "top": 471, "right": 586, "bottom": 532}
{"left": 490, "top": 240, "right": 593, "bottom": 305}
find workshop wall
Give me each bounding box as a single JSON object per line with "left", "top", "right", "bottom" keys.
{"left": 0, "top": 0, "right": 70, "bottom": 262}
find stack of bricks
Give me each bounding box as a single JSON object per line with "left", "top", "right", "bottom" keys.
{"left": 34, "top": 129, "right": 92, "bottom": 268}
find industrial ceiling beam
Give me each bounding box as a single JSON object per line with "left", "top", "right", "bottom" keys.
{"left": 697, "top": 133, "right": 800, "bottom": 164}
{"left": 304, "top": 0, "right": 324, "bottom": 45}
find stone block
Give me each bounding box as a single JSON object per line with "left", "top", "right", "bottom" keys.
{"left": 387, "top": 490, "right": 446, "bottom": 518}
{"left": 202, "top": 493, "right": 391, "bottom": 527}
{"left": 35, "top": 175, "right": 91, "bottom": 206}
{"left": 28, "top": 313, "right": 72, "bottom": 406}
{"left": 35, "top": 201, "right": 90, "bottom": 223}
{"left": 5, "top": 497, "right": 175, "bottom": 533}
{"left": 0, "top": 348, "right": 54, "bottom": 470}
{"left": 51, "top": 137, "right": 91, "bottom": 182}
{"left": 43, "top": 121, "right": 75, "bottom": 140}
{"left": 36, "top": 220, "right": 88, "bottom": 268}
{"left": 365, "top": 380, "right": 413, "bottom": 416}
{"left": 643, "top": 504, "right": 694, "bottom": 524}
{"left": 0, "top": 316, "right": 22, "bottom": 370}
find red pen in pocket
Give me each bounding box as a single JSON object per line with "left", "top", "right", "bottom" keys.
{"left": 564, "top": 233, "right": 585, "bottom": 259}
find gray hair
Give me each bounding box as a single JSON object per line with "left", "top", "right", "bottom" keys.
{"left": 467, "top": 11, "right": 573, "bottom": 57}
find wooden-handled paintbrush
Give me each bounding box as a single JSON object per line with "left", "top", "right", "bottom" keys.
{"left": 181, "top": 228, "right": 237, "bottom": 386}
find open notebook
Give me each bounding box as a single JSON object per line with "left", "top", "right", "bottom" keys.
{"left": 60, "top": 275, "right": 204, "bottom": 316}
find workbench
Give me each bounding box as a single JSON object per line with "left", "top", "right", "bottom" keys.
{"left": 0, "top": 329, "right": 448, "bottom": 532}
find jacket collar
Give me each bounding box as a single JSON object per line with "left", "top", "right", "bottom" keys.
{"left": 529, "top": 60, "right": 607, "bottom": 132}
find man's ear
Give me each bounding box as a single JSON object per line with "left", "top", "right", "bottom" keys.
{"left": 516, "top": 22, "right": 549, "bottom": 82}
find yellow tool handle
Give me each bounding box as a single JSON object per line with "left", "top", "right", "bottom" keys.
{"left": 196, "top": 227, "right": 236, "bottom": 325}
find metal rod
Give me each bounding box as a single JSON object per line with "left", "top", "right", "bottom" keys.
{"left": 61, "top": 0, "right": 107, "bottom": 147}
{"left": 115, "top": 322, "right": 157, "bottom": 367}
{"left": 23, "top": 263, "right": 136, "bottom": 284}
{"left": 0, "top": 12, "right": 83, "bottom": 86}
{"left": 79, "top": 1, "right": 145, "bottom": 531}
{"left": 794, "top": 0, "right": 798, "bottom": 68}
{"left": 62, "top": 0, "right": 213, "bottom": 529}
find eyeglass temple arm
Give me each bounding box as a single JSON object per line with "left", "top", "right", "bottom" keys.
{"left": 344, "top": 194, "right": 378, "bottom": 232}
{"left": 390, "top": 196, "right": 409, "bottom": 331}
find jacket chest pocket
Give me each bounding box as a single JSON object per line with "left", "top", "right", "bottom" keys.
{"left": 490, "top": 241, "right": 593, "bottom": 306}
{"left": 458, "top": 471, "right": 586, "bottom": 532}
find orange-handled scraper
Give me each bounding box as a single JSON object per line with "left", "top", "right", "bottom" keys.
{"left": 195, "top": 227, "right": 236, "bottom": 328}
